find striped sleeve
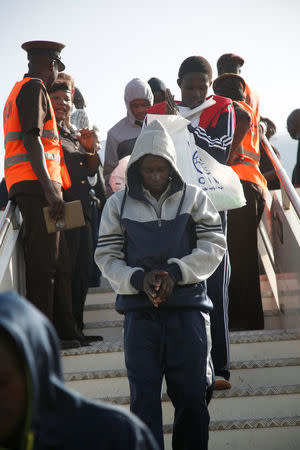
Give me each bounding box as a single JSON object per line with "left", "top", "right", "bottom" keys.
{"left": 188, "top": 102, "right": 235, "bottom": 164}
{"left": 195, "top": 221, "right": 223, "bottom": 234}
{"left": 94, "top": 194, "right": 145, "bottom": 295}
{"left": 97, "top": 233, "right": 125, "bottom": 248}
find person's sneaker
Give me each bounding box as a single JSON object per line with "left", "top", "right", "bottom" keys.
{"left": 60, "top": 339, "right": 81, "bottom": 350}
{"left": 214, "top": 377, "right": 231, "bottom": 390}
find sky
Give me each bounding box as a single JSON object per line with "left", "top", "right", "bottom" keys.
{"left": 1, "top": 0, "right": 300, "bottom": 178}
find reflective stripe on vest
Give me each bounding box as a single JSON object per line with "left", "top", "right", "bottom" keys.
{"left": 240, "top": 147, "right": 260, "bottom": 162}
{"left": 4, "top": 129, "right": 59, "bottom": 146}
{"left": 231, "top": 101, "right": 267, "bottom": 189}
{"left": 4, "top": 152, "right": 61, "bottom": 169}
{"left": 239, "top": 160, "right": 257, "bottom": 168}
{"left": 4, "top": 77, "right": 71, "bottom": 191}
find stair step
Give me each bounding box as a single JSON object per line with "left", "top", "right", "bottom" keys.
{"left": 65, "top": 358, "right": 300, "bottom": 399}
{"left": 84, "top": 319, "right": 123, "bottom": 329}
{"left": 83, "top": 305, "right": 121, "bottom": 322}
{"left": 84, "top": 327, "right": 123, "bottom": 342}
{"left": 207, "top": 425, "right": 300, "bottom": 450}
{"left": 62, "top": 339, "right": 300, "bottom": 372}
{"left": 99, "top": 384, "right": 300, "bottom": 405}
{"left": 85, "top": 291, "right": 116, "bottom": 306}
{"left": 65, "top": 357, "right": 300, "bottom": 382}
{"left": 62, "top": 329, "right": 300, "bottom": 373}
{"left": 83, "top": 320, "right": 123, "bottom": 341}
{"left": 82, "top": 302, "right": 283, "bottom": 323}
{"left": 164, "top": 417, "right": 300, "bottom": 450}
{"left": 209, "top": 415, "right": 300, "bottom": 432}
{"left": 62, "top": 350, "right": 125, "bottom": 374}
{"left": 229, "top": 329, "right": 300, "bottom": 343}
{"left": 61, "top": 329, "right": 300, "bottom": 352}
{"left": 65, "top": 373, "right": 129, "bottom": 398}
{"left": 85, "top": 302, "right": 115, "bottom": 311}
{"left": 96, "top": 389, "right": 300, "bottom": 425}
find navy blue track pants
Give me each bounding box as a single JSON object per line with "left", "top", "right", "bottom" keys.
{"left": 207, "top": 210, "right": 231, "bottom": 380}
{"left": 124, "top": 309, "right": 212, "bottom": 450}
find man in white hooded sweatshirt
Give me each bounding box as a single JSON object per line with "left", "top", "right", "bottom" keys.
{"left": 96, "top": 120, "right": 226, "bottom": 450}
{"left": 103, "top": 78, "right": 153, "bottom": 197}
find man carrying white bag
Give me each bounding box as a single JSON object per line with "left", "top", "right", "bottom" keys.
{"left": 146, "top": 55, "right": 246, "bottom": 391}
{"left": 146, "top": 111, "right": 245, "bottom": 392}
{"left": 110, "top": 55, "right": 246, "bottom": 390}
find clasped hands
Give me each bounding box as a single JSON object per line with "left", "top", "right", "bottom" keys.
{"left": 142, "top": 270, "right": 175, "bottom": 307}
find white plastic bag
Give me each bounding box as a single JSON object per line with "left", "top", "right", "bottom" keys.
{"left": 109, "top": 156, "right": 130, "bottom": 193}
{"left": 147, "top": 114, "right": 246, "bottom": 211}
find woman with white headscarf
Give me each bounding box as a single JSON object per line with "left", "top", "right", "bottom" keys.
{"left": 103, "top": 78, "right": 153, "bottom": 197}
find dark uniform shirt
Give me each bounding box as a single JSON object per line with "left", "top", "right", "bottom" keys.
{"left": 58, "top": 124, "right": 92, "bottom": 220}
{"left": 292, "top": 140, "right": 300, "bottom": 186}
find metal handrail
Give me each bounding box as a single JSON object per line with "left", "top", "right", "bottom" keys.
{"left": 262, "top": 136, "right": 300, "bottom": 220}
{"left": 0, "top": 200, "right": 16, "bottom": 248}
{"left": 258, "top": 221, "right": 275, "bottom": 268}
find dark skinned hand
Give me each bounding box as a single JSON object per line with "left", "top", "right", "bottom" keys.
{"left": 77, "top": 128, "right": 96, "bottom": 153}
{"left": 45, "top": 189, "right": 66, "bottom": 221}
{"left": 143, "top": 270, "right": 169, "bottom": 307}
{"left": 227, "top": 146, "right": 245, "bottom": 166}
{"left": 156, "top": 274, "right": 175, "bottom": 302}
{"left": 143, "top": 270, "right": 175, "bottom": 307}
{"left": 165, "top": 89, "right": 179, "bottom": 115}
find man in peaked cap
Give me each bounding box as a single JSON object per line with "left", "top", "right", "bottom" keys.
{"left": 22, "top": 40, "right": 66, "bottom": 72}
{"left": 216, "top": 53, "right": 245, "bottom": 75}
{"left": 217, "top": 53, "right": 260, "bottom": 120}
{"left": 213, "top": 72, "right": 266, "bottom": 332}
{"left": 3, "top": 40, "right": 83, "bottom": 348}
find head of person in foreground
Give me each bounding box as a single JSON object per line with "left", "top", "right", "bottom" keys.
{"left": 0, "top": 291, "right": 158, "bottom": 450}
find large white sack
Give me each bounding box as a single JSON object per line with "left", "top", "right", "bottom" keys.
{"left": 147, "top": 114, "right": 246, "bottom": 211}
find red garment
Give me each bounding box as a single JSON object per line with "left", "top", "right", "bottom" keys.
{"left": 147, "top": 95, "right": 235, "bottom": 165}
{"left": 148, "top": 95, "right": 232, "bottom": 128}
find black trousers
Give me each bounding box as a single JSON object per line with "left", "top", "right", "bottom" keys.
{"left": 16, "top": 194, "right": 80, "bottom": 340}
{"left": 227, "top": 181, "right": 266, "bottom": 330}
{"left": 65, "top": 221, "right": 93, "bottom": 331}
{"left": 88, "top": 202, "right": 102, "bottom": 287}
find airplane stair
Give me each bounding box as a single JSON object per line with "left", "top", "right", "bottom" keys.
{"left": 1, "top": 136, "right": 300, "bottom": 449}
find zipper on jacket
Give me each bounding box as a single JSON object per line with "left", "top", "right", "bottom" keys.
{"left": 142, "top": 197, "right": 164, "bottom": 228}
{"left": 157, "top": 202, "right": 164, "bottom": 228}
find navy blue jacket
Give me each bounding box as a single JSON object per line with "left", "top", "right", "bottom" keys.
{"left": 96, "top": 120, "right": 226, "bottom": 314}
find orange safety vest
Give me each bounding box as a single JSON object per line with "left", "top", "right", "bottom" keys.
{"left": 3, "top": 77, "right": 71, "bottom": 193}
{"left": 231, "top": 100, "right": 267, "bottom": 189}
{"left": 244, "top": 83, "right": 260, "bottom": 121}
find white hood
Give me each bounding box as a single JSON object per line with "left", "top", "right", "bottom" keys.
{"left": 124, "top": 78, "right": 154, "bottom": 124}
